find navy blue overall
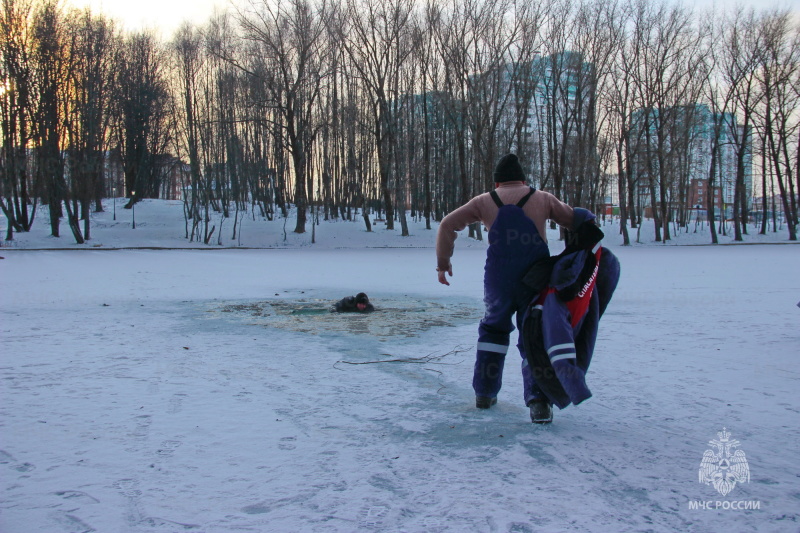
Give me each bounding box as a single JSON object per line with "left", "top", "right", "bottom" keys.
{"left": 474, "top": 187, "right": 550, "bottom": 404}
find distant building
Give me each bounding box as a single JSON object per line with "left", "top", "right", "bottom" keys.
{"left": 630, "top": 103, "right": 752, "bottom": 218}
{"left": 687, "top": 178, "right": 723, "bottom": 212}
{"left": 751, "top": 193, "right": 799, "bottom": 224}
{"left": 498, "top": 51, "right": 596, "bottom": 189}
{"left": 397, "top": 51, "right": 596, "bottom": 195}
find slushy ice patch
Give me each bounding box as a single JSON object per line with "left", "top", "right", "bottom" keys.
{"left": 212, "top": 297, "right": 481, "bottom": 338}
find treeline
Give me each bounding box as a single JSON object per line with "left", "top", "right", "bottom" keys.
{"left": 0, "top": 0, "right": 798, "bottom": 244}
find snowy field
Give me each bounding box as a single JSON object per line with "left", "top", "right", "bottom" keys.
{"left": 0, "top": 197, "right": 795, "bottom": 250}
{"left": 1, "top": 201, "right": 799, "bottom": 532}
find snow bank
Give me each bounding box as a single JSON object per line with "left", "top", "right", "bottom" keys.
{"left": 0, "top": 198, "right": 795, "bottom": 251}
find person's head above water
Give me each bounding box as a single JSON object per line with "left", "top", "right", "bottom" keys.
{"left": 355, "top": 292, "right": 370, "bottom": 311}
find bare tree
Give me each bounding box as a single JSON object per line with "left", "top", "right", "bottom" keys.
{"left": 431, "top": 0, "right": 473, "bottom": 220}
{"left": 601, "top": 0, "right": 634, "bottom": 244}
{"left": 696, "top": 11, "right": 732, "bottom": 244}
{"left": 30, "top": 1, "right": 71, "bottom": 239}
{"left": 237, "top": 0, "right": 330, "bottom": 234}
{"left": 62, "top": 8, "right": 117, "bottom": 241}
{"left": 413, "top": 3, "right": 437, "bottom": 229}
{"left": 720, "top": 7, "right": 762, "bottom": 241}
{"left": 170, "top": 23, "right": 205, "bottom": 240}
{"left": 432, "top": 0, "right": 504, "bottom": 238}
{"left": 336, "top": 0, "right": 416, "bottom": 231}
{"left": 755, "top": 9, "right": 798, "bottom": 241}
{"left": 464, "top": 0, "right": 522, "bottom": 210}
{"left": 4, "top": 0, "right": 799, "bottom": 248}
{"left": 114, "top": 31, "right": 171, "bottom": 206}
{"left": 0, "top": 0, "right": 36, "bottom": 240}
{"left": 538, "top": 0, "right": 576, "bottom": 203}
{"left": 628, "top": 0, "right": 706, "bottom": 242}
{"left": 571, "top": 0, "right": 624, "bottom": 211}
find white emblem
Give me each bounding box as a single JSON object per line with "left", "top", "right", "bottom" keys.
{"left": 699, "top": 428, "right": 750, "bottom": 496}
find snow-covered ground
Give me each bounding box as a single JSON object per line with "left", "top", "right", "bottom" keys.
{"left": 1, "top": 201, "right": 799, "bottom": 532}
{"left": 0, "top": 197, "right": 795, "bottom": 250}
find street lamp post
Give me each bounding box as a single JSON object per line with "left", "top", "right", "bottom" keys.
{"left": 112, "top": 187, "right": 116, "bottom": 221}
{"left": 132, "top": 190, "right": 136, "bottom": 229}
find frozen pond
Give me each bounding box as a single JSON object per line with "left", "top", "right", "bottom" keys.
{"left": 1, "top": 247, "right": 798, "bottom": 532}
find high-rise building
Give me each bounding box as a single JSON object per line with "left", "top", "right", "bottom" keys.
{"left": 499, "top": 51, "right": 596, "bottom": 190}
{"left": 629, "top": 103, "right": 752, "bottom": 218}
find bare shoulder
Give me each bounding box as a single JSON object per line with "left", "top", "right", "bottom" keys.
{"left": 537, "top": 190, "right": 570, "bottom": 206}
{"left": 535, "top": 189, "right": 557, "bottom": 200}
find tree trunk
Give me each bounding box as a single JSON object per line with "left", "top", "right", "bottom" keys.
{"left": 707, "top": 135, "right": 719, "bottom": 245}
{"left": 760, "top": 134, "right": 768, "bottom": 234}
{"left": 616, "top": 146, "right": 630, "bottom": 245}
{"left": 362, "top": 197, "right": 372, "bottom": 232}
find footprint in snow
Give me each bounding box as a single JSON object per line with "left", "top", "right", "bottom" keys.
{"left": 358, "top": 502, "right": 390, "bottom": 530}
{"left": 129, "top": 415, "right": 152, "bottom": 439}
{"left": 168, "top": 394, "right": 186, "bottom": 414}
{"left": 15, "top": 462, "right": 35, "bottom": 472}
{"left": 113, "top": 478, "right": 142, "bottom": 498}
{"left": 47, "top": 511, "right": 96, "bottom": 533}
{"left": 54, "top": 490, "right": 100, "bottom": 504}
{"left": 278, "top": 437, "right": 297, "bottom": 450}
{"left": 0, "top": 449, "right": 35, "bottom": 473}
{"left": 157, "top": 440, "right": 182, "bottom": 457}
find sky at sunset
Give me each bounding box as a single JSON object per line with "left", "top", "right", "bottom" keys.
{"left": 70, "top": 0, "right": 798, "bottom": 37}
{"left": 70, "top": 0, "right": 224, "bottom": 35}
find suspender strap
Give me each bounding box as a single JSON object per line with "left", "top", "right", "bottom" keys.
{"left": 489, "top": 190, "right": 504, "bottom": 208}
{"left": 491, "top": 186, "right": 536, "bottom": 208}
{"left": 515, "top": 187, "right": 536, "bottom": 208}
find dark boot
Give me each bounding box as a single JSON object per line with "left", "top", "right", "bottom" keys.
{"left": 476, "top": 396, "right": 498, "bottom": 409}
{"left": 528, "top": 400, "right": 552, "bottom": 424}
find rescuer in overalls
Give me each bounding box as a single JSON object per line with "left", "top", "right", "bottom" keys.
{"left": 435, "top": 154, "right": 574, "bottom": 423}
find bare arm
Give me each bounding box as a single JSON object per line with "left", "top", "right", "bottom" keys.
{"left": 546, "top": 192, "right": 575, "bottom": 229}
{"left": 435, "top": 198, "right": 484, "bottom": 285}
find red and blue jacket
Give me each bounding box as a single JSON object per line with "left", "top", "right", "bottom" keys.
{"left": 522, "top": 208, "right": 620, "bottom": 409}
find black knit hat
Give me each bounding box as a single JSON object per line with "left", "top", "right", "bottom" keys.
{"left": 493, "top": 153, "right": 525, "bottom": 183}
{"left": 355, "top": 292, "right": 369, "bottom": 304}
